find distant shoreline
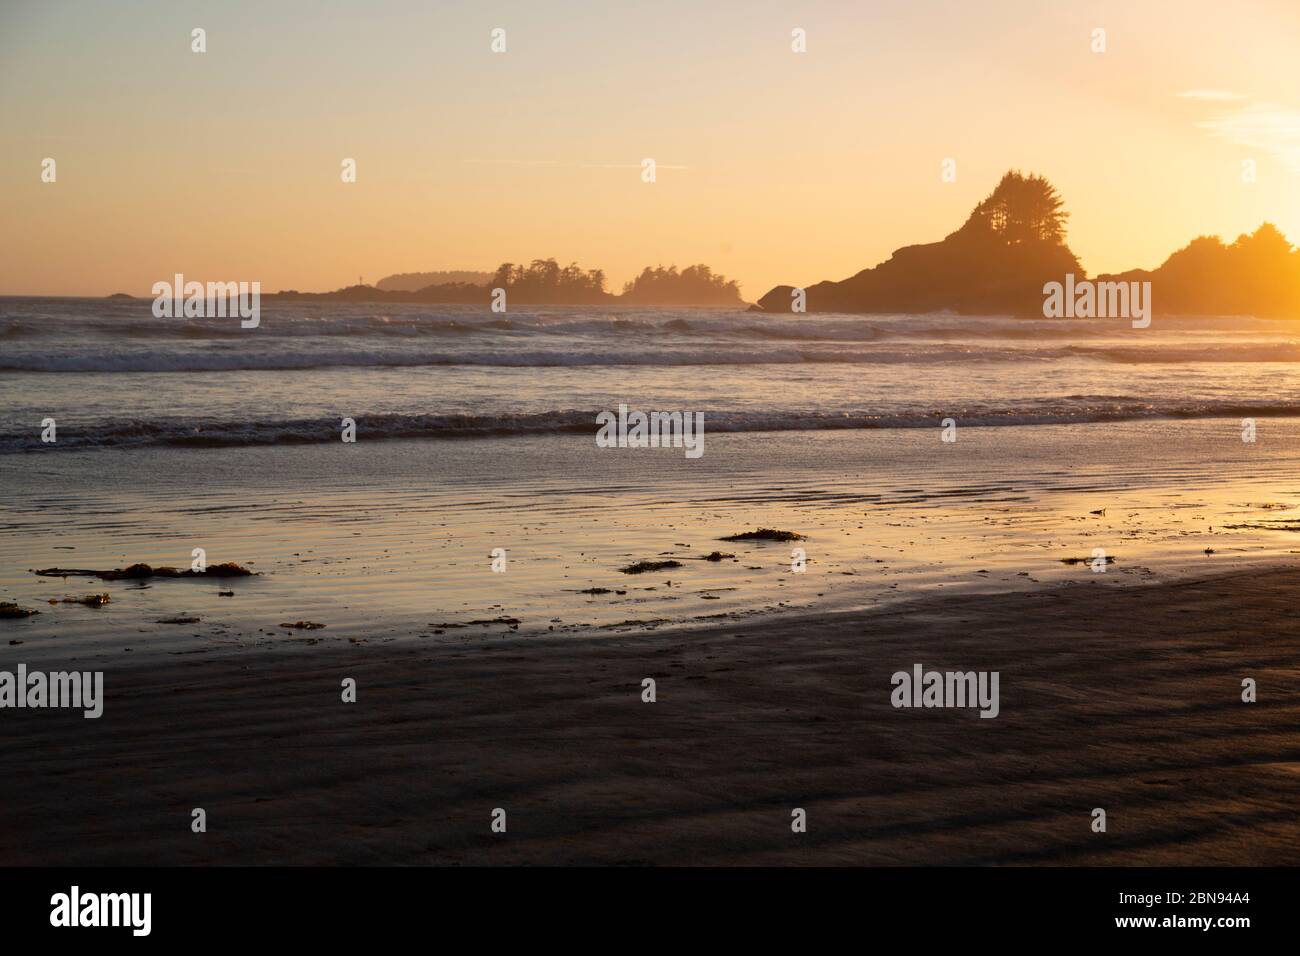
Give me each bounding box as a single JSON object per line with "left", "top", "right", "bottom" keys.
{"left": 0, "top": 293, "right": 1286, "bottom": 321}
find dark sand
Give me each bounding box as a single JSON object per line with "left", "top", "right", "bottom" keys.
{"left": 3, "top": 567, "right": 1298, "bottom": 865}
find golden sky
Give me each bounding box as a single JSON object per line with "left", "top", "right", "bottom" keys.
{"left": 2, "top": 0, "right": 1298, "bottom": 299}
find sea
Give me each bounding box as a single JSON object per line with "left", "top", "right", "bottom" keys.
{"left": 2, "top": 297, "right": 1299, "bottom": 664}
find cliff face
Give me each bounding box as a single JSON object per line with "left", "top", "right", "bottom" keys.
{"left": 756, "top": 224, "right": 1082, "bottom": 315}
{"left": 755, "top": 170, "right": 1084, "bottom": 316}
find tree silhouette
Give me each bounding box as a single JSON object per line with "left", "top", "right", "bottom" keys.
{"left": 966, "top": 171, "right": 1069, "bottom": 245}
{"left": 620, "top": 263, "right": 743, "bottom": 304}
{"left": 1099, "top": 222, "right": 1299, "bottom": 316}
{"left": 489, "top": 259, "right": 607, "bottom": 301}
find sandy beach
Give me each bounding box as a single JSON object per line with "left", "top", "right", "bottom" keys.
{"left": 6, "top": 306, "right": 1300, "bottom": 870}
{"left": 3, "top": 564, "right": 1297, "bottom": 866}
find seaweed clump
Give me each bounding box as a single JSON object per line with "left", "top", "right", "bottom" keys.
{"left": 719, "top": 529, "right": 804, "bottom": 542}
{"left": 33, "top": 562, "right": 255, "bottom": 580}
{"left": 50, "top": 594, "right": 110, "bottom": 607}
{"left": 619, "top": 560, "right": 684, "bottom": 574}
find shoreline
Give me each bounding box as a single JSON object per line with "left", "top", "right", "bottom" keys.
{"left": 7, "top": 418, "right": 1300, "bottom": 668}
{"left": 3, "top": 565, "right": 1297, "bottom": 866}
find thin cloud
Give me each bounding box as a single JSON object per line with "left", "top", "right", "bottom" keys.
{"left": 463, "top": 159, "right": 566, "bottom": 166}
{"left": 464, "top": 159, "right": 687, "bottom": 170}
{"left": 580, "top": 163, "right": 688, "bottom": 170}
{"left": 1176, "top": 89, "right": 1247, "bottom": 101}
{"left": 1197, "top": 102, "right": 1300, "bottom": 172}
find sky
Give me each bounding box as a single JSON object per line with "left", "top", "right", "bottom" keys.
{"left": 2, "top": 0, "right": 1298, "bottom": 299}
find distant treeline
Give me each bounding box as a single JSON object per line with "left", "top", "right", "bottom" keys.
{"left": 621, "top": 265, "right": 742, "bottom": 305}
{"left": 489, "top": 260, "right": 609, "bottom": 303}
{"left": 1097, "top": 224, "right": 1300, "bottom": 317}
{"left": 375, "top": 270, "right": 493, "bottom": 291}
{"left": 271, "top": 259, "right": 746, "bottom": 306}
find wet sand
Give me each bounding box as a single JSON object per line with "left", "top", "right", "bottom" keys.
{"left": 9, "top": 422, "right": 1300, "bottom": 664}
{"left": 3, "top": 565, "right": 1298, "bottom": 866}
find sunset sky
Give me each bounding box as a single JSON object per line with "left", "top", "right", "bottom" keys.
{"left": 2, "top": 0, "right": 1298, "bottom": 299}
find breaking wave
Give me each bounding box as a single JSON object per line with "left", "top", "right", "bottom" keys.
{"left": 8, "top": 401, "right": 1300, "bottom": 451}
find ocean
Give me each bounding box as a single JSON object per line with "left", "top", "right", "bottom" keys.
{"left": 6, "top": 298, "right": 1300, "bottom": 449}
{"left": 2, "top": 297, "right": 1299, "bottom": 663}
